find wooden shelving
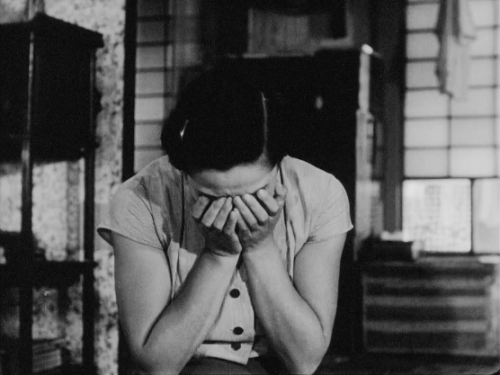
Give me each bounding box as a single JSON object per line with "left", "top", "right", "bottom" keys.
{"left": 37, "top": 363, "right": 97, "bottom": 375}
{"left": 0, "top": 14, "right": 103, "bottom": 375}
{"left": 0, "top": 260, "right": 96, "bottom": 287}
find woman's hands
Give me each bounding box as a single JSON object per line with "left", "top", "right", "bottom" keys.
{"left": 234, "top": 180, "right": 287, "bottom": 253}
{"left": 191, "top": 196, "right": 242, "bottom": 257}
{"left": 192, "top": 180, "right": 287, "bottom": 257}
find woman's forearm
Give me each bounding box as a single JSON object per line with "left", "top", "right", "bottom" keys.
{"left": 242, "top": 244, "right": 330, "bottom": 374}
{"left": 137, "top": 251, "right": 239, "bottom": 374}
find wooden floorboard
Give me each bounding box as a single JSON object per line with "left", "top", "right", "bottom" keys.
{"left": 316, "top": 354, "right": 500, "bottom": 375}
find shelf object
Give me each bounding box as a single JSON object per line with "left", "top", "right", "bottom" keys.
{"left": 0, "top": 13, "right": 102, "bottom": 162}
{"left": 204, "top": 0, "right": 369, "bottom": 58}
{"left": 0, "top": 13, "right": 103, "bottom": 375}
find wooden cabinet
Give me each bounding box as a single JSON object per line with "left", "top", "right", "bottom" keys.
{"left": 0, "top": 14, "right": 102, "bottom": 375}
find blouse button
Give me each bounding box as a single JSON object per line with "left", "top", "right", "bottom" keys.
{"left": 233, "top": 326, "right": 244, "bottom": 335}
{"left": 229, "top": 289, "right": 240, "bottom": 298}
{"left": 231, "top": 342, "right": 241, "bottom": 351}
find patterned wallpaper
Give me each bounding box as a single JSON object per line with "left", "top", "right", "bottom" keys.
{"left": 0, "top": 1, "right": 124, "bottom": 374}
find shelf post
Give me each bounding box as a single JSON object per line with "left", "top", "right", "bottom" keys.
{"left": 82, "top": 48, "right": 98, "bottom": 374}
{"left": 18, "top": 29, "right": 36, "bottom": 375}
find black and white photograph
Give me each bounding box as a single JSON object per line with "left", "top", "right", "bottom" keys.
{"left": 0, "top": 0, "right": 500, "bottom": 374}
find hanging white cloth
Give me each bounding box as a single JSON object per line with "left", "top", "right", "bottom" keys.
{"left": 435, "top": 0, "right": 476, "bottom": 99}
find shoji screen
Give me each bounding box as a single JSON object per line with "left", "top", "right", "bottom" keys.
{"left": 403, "top": 0, "right": 500, "bottom": 253}
{"left": 134, "top": 0, "right": 203, "bottom": 172}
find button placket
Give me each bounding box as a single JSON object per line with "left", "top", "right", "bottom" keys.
{"left": 227, "top": 273, "right": 250, "bottom": 354}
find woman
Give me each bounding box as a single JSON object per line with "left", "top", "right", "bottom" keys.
{"left": 98, "top": 66, "right": 352, "bottom": 375}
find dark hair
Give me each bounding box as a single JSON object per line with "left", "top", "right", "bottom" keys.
{"left": 161, "top": 65, "right": 287, "bottom": 173}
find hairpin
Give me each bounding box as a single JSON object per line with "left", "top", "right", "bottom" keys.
{"left": 260, "top": 92, "right": 268, "bottom": 127}
{"left": 180, "top": 119, "right": 189, "bottom": 141}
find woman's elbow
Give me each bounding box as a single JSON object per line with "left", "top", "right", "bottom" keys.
{"left": 127, "top": 343, "right": 182, "bottom": 375}
{"left": 289, "top": 338, "right": 329, "bottom": 374}
{"left": 289, "top": 355, "right": 324, "bottom": 375}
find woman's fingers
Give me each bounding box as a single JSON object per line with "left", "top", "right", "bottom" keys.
{"left": 195, "top": 180, "right": 288, "bottom": 238}
{"left": 241, "top": 194, "right": 269, "bottom": 224}
{"left": 273, "top": 180, "right": 287, "bottom": 206}
{"left": 234, "top": 181, "right": 288, "bottom": 228}
{"left": 234, "top": 196, "right": 260, "bottom": 228}
{"left": 198, "top": 197, "right": 226, "bottom": 227}
{"left": 191, "top": 196, "right": 210, "bottom": 221}
{"left": 234, "top": 208, "right": 249, "bottom": 234}
{"left": 224, "top": 209, "right": 239, "bottom": 236}
{"left": 191, "top": 197, "right": 243, "bottom": 255}
{"left": 212, "top": 197, "right": 233, "bottom": 231}
{"left": 192, "top": 196, "right": 236, "bottom": 232}
{"left": 256, "top": 189, "right": 280, "bottom": 216}
{"left": 252, "top": 180, "right": 287, "bottom": 217}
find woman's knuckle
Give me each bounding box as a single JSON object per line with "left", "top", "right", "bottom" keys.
{"left": 259, "top": 217, "right": 269, "bottom": 225}
{"left": 249, "top": 222, "right": 259, "bottom": 231}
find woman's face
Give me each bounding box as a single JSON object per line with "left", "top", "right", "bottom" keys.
{"left": 187, "top": 157, "right": 278, "bottom": 202}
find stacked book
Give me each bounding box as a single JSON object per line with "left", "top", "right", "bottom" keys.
{"left": 0, "top": 349, "right": 5, "bottom": 375}
{"left": 32, "top": 338, "right": 64, "bottom": 374}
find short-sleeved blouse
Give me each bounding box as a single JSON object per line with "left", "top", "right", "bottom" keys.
{"left": 97, "top": 155, "right": 352, "bottom": 365}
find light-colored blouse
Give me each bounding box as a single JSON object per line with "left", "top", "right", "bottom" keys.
{"left": 97, "top": 155, "right": 353, "bottom": 365}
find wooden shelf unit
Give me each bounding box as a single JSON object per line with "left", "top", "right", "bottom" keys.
{"left": 0, "top": 14, "right": 103, "bottom": 375}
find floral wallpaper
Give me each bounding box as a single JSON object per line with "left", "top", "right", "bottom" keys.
{"left": 0, "top": 1, "right": 124, "bottom": 374}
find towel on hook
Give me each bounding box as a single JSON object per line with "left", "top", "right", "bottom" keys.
{"left": 435, "top": 0, "right": 476, "bottom": 99}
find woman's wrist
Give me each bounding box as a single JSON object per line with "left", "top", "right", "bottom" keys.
{"left": 242, "top": 238, "right": 279, "bottom": 261}
{"left": 203, "top": 247, "right": 241, "bottom": 267}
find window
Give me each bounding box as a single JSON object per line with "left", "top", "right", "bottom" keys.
{"left": 403, "top": 0, "right": 500, "bottom": 254}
